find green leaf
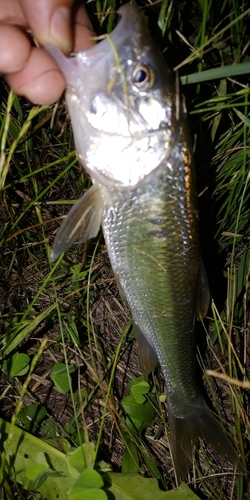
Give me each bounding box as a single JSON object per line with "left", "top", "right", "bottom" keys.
{"left": 143, "top": 455, "right": 164, "bottom": 484}
{"left": 1, "top": 417, "right": 77, "bottom": 499}
{"left": 69, "top": 490, "right": 107, "bottom": 500}
{"left": 50, "top": 362, "right": 76, "bottom": 393}
{"left": 67, "top": 446, "right": 86, "bottom": 473}
{"left": 233, "top": 108, "right": 250, "bottom": 128}
{"left": 126, "top": 376, "right": 145, "bottom": 393}
{"left": 181, "top": 62, "right": 250, "bottom": 86}
{"left": 0, "top": 303, "right": 57, "bottom": 359}
{"left": 2, "top": 352, "right": 30, "bottom": 376}
{"left": 121, "top": 395, "right": 155, "bottom": 433}
{"left": 158, "top": 0, "right": 173, "bottom": 37}
{"left": 42, "top": 436, "right": 71, "bottom": 454}
{"left": 25, "top": 463, "right": 47, "bottom": 481}
{"left": 131, "top": 381, "right": 150, "bottom": 404}
{"left": 35, "top": 451, "right": 50, "bottom": 467}
{"left": 67, "top": 443, "right": 96, "bottom": 473}
{"left": 32, "top": 469, "right": 50, "bottom": 490}
{"left": 122, "top": 440, "right": 140, "bottom": 474}
{"left": 16, "top": 404, "right": 47, "bottom": 433}
{"left": 159, "top": 394, "right": 166, "bottom": 403}
{"left": 105, "top": 473, "right": 201, "bottom": 499}
{"left": 69, "top": 469, "right": 106, "bottom": 500}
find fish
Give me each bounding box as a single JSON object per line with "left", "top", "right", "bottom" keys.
{"left": 46, "top": 4, "right": 238, "bottom": 480}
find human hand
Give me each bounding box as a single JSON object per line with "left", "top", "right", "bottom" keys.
{"left": 0, "top": 0, "right": 95, "bottom": 104}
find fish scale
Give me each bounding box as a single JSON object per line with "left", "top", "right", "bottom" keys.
{"left": 102, "top": 154, "right": 200, "bottom": 415}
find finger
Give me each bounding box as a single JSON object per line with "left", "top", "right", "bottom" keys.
{"left": 71, "top": 3, "right": 96, "bottom": 52}
{"left": 20, "top": 0, "right": 75, "bottom": 53}
{"left": 0, "top": 0, "right": 27, "bottom": 25}
{"left": 5, "top": 47, "right": 65, "bottom": 104}
{"left": 0, "top": 25, "right": 31, "bottom": 74}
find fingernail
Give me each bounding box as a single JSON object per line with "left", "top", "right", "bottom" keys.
{"left": 50, "top": 7, "right": 72, "bottom": 53}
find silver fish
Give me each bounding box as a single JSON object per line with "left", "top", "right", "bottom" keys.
{"left": 47, "top": 4, "right": 238, "bottom": 479}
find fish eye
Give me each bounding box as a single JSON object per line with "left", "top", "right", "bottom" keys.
{"left": 132, "top": 65, "right": 155, "bottom": 90}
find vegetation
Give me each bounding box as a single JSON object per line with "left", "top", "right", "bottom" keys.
{"left": 0, "top": 0, "right": 249, "bottom": 498}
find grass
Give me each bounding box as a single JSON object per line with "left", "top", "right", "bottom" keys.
{"left": 0, "top": 0, "right": 249, "bottom": 498}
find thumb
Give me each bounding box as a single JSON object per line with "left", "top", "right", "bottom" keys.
{"left": 20, "top": 0, "right": 74, "bottom": 53}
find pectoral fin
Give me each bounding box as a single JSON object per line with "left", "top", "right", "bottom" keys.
{"left": 196, "top": 259, "right": 210, "bottom": 320}
{"left": 133, "top": 322, "right": 158, "bottom": 380}
{"left": 51, "top": 185, "right": 103, "bottom": 262}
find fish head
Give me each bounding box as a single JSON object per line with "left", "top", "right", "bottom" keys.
{"left": 46, "top": 4, "right": 175, "bottom": 189}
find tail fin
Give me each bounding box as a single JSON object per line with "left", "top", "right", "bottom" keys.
{"left": 168, "top": 397, "right": 239, "bottom": 481}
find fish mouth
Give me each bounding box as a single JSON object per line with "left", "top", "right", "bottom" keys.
{"left": 46, "top": 5, "right": 153, "bottom": 90}
{"left": 75, "top": 4, "right": 150, "bottom": 65}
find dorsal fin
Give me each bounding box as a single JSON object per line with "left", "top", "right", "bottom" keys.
{"left": 196, "top": 259, "right": 211, "bottom": 320}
